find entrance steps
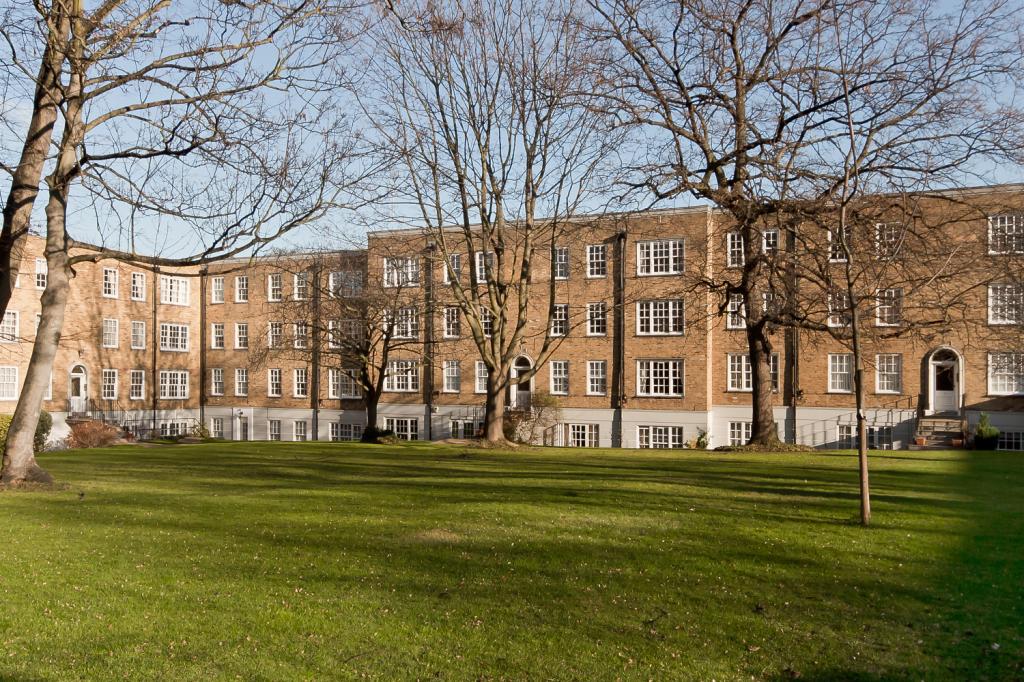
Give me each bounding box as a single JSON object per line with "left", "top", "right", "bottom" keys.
{"left": 910, "top": 416, "right": 965, "bottom": 450}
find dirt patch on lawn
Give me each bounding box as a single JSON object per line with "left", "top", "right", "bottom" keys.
{"left": 409, "top": 528, "right": 463, "bottom": 545}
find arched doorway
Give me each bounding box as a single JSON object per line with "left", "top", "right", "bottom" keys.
{"left": 509, "top": 356, "right": 533, "bottom": 411}
{"left": 926, "top": 347, "right": 963, "bottom": 415}
{"left": 68, "top": 365, "right": 88, "bottom": 414}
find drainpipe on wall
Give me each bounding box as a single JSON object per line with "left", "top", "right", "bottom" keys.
{"left": 423, "top": 242, "right": 436, "bottom": 440}
{"left": 612, "top": 226, "right": 627, "bottom": 448}
{"left": 199, "top": 266, "right": 207, "bottom": 431}
{"left": 310, "top": 261, "right": 321, "bottom": 440}
{"left": 151, "top": 266, "right": 159, "bottom": 437}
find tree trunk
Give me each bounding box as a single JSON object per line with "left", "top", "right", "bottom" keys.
{"left": 361, "top": 390, "right": 379, "bottom": 442}
{"left": 483, "top": 384, "right": 507, "bottom": 442}
{"left": 0, "top": 8, "right": 69, "bottom": 320}
{"left": 854, "top": 365, "right": 871, "bottom": 526}
{"left": 747, "top": 323, "right": 780, "bottom": 446}
{"left": 1, "top": 198, "right": 74, "bottom": 485}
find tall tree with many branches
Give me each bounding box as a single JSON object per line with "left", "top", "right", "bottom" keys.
{"left": 0, "top": 0, "right": 365, "bottom": 484}
{"left": 353, "top": 0, "right": 620, "bottom": 441}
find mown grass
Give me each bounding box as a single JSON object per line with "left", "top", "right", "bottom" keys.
{"left": 0, "top": 443, "right": 1020, "bottom": 680}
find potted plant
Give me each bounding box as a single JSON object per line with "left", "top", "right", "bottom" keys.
{"left": 974, "top": 413, "right": 1000, "bottom": 450}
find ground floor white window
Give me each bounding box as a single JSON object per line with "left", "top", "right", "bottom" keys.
{"left": 637, "top": 359, "right": 684, "bottom": 396}
{"left": 838, "top": 424, "right": 855, "bottom": 449}
{"left": 330, "top": 422, "right": 363, "bottom": 442}
{"left": 293, "top": 420, "right": 308, "bottom": 441}
{"left": 569, "top": 424, "right": 599, "bottom": 447}
{"left": 450, "top": 420, "right": 483, "bottom": 438}
{"left": 875, "top": 354, "right": 902, "bottom": 394}
{"left": 988, "top": 352, "right": 1024, "bottom": 395}
{"left": 210, "top": 417, "right": 225, "bottom": 439}
{"left": 838, "top": 424, "right": 894, "bottom": 449}
{"left": 159, "top": 421, "right": 190, "bottom": 437}
{"left": 828, "top": 354, "right": 853, "bottom": 393}
{"left": 159, "top": 370, "right": 189, "bottom": 399}
{"left": 385, "top": 417, "right": 419, "bottom": 441}
{"left": 101, "top": 369, "right": 118, "bottom": 400}
{"left": 129, "top": 370, "right": 145, "bottom": 400}
{"left": 269, "top": 419, "right": 281, "bottom": 441}
{"left": 998, "top": 431, "right": 1024, "bottom": 451}
{"left": 638, "top": 425, "right": 684, "bottom": 449}
{"left": 728, "top": 421, "right": 751, "bottom": 446}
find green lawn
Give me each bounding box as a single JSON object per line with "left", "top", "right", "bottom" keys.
{"left": 0, "top": 444, "right": 1021, "bottom": 680}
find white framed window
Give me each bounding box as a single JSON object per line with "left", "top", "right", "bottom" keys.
{"left": 475, "top": 361, "right": 488, "bottom": 394}
{"left": 726, "top": 294, "right": 745, "bottom": 329}
{"left": 762, "top": 229, "right": 779, "bottom": 256}
{"left": 211, "top": 276, "right": 224, "bottom": 303}
{"left": 828, "top": 289, "right": 850, "bottom": 328}
{"left": 101, "top": 369, "right": 118, "bottom": 400}
{"left": 158, "top": 370, "right": 189, "bottom": 399}
{"left": 331, "top": 422, "right": 363, "bottom": 442}
{"left": 637, "top": 239, "right": 684, "bottom": 275}
{"left": 130, "top": 320, "right": 146, "bottom": 350}
{"left": 384, "top": 417, "right": 419, "bottom": 441}
{"left": 587, "top": 244, "right": 607, "bottom": 277}
{"left": 474, "top": 251, "right": 494, "bottom": 283}
{"left": 326, "top": 320, "right": 340, "bottom": 349}
{"left": 480, "top": 307, "right": 493, "bottom": 338}
{"left": 587, "top": 303, "right": 607, "bottom": 336}
{"left": 293, "top": 420, "right": 308, "bottom": 442}
{"left": 988, "top": 352, "right": 1024, "bottom": 395}
{"left": 340, "top": 319, "right": 362, "bottom": 342}
{"left": 268, "top": 368, "right": 282, "bottom": 397}
{"left": 293, "top": 322, "right": 309, "bottom": 349}
{"left": 450, "top": 420, "right": 483, "bottom": 439}
{"left": 267, "top": 273, "right": 283, "bottom": 301}
{"left": 587, "top": 360, "right": 607, "bottom": 396}
{"left": 268, "top": 322, "right": 283, "bottom": 348}
{"left": 293, "top": 272, "right": 309, "bottom": 300}
{"left": 389, "top": 307, "right": 418, "bottom": 339}
{"left": 34, "top": 258, "right": 47, "bottom": 289}
{"left": 726, "top": 231, "right": 744, "bottom": 267}
{"left": 235, "top": 275, "right": 249, "bottom": 302}
{"left": 876, "top": 288, "right": 902, "bottom": 327}
{"left": 129, "top": 370, "right": 145, "bottom": 400}
{"left": 328, "top": 368, "right": 360, "bottom": 399}
{"left": 828, "top": 225, "right": 851, "bottom": 262}
{"left": 269, "top": 420, "right": 281, "bottom": 441}
{"left": 637, "top": 359, "right": 684, "bottom": 397}
{"left": 102, "top": 268, "right": 119, "bottom": 298}
{"left": 553, "top": 246, "right": 569, "bottom": 280}
{"left": 549, "top": 360, "right": 569, "bottom": 395}
{"left": 728, "top": 421, "right": 752, "bottom": 446}
{"left": 875, "top": 354, "right": 901, "bottom": 394}
{"left": 384, "top": 360, "right": 419, "bottom": 392}
{"left": 550, "top": 304, "right": 568, "bottom": 337}
{"left": 637, "top": 299, "right": 684, "bottom": 335}
{"left": 727, "top": 354, "right": 752, "bottom": 391}
{"left": 159, "top": 275, "right": 189, "bottom": 305}
{"left": 235, "top": 323, "right": 249, "bottom": 349}
{"left": 383, "top": 256, "right": 420, "bottom": 288}
{"left": 0, "top": 366, "right": 16, "bottom": 400}
{"left": 443, "top": 306, "right": 461, "bottom": 338}
{"left": 997, "top": 431, "right": 1024, "bottom": 451}
{"left": 102, "top": 318, "right": 119, "bottom": 348}
{"left": 211, "top": 323, "right": 225, "bottom": 349}
{"left": 442, "top": 253, "right": 462, "bottom": 284}
{"left": 293, "top": 368, "right": 309, "bottom": 398}
{"left": 235, "top": 368, "right": 249, "bottom": 396}
{"left": 638, "top": 425, "right": 684, "bottom": 449}
{"left": 210, "top": 417, "right": 225, "bottom": 439}
{"left": 0, "top": 311, "right": 18, "bottom": 342}
{"left": 130, "top": 272, "right": 146, "bottom": 301}
{"left": 828, "top": 354, "right": 853, "bottom": 393}
{"left": 443, "top": 360, "right": 461, "bottom": 393}
{"left": 988, "top": 284, "right": 1023, "bottom": 325}
{"left": 159, "top": 323, "right": 189, "bottom": 352}
{"left": 988, "top": 214, "right": 1024, "bottom": 254}
{"left": 568, "top": 423, "right": 599, "bottom": 447}
{"left": 210, "top": 368, "right": 224, "bottom": 396}
{"left": 875, "top": 222, "right": 904, "bottom": 258}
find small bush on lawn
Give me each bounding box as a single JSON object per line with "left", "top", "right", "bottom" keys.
{"left": 974, "top": 413, "right": 1000, "bottom": 450}
{"left": 361, "top": 426, "right": 394, "bottom": 444}
{"left": 69, "top": 421, "right": 123, "bottom": 449}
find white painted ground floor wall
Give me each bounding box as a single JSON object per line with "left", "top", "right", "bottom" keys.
{"left": 46, "top": 403, "right": 1024, "bottom": 450}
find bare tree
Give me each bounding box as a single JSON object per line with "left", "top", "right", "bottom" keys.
{"left": 1, "top": 0, "right": 365, "bottom": 484}
{"left": 589, "top": 0, "right": 1024, "bottom": 446}
{"left": 354, "top": 0, "right": 620, "bottom": 441}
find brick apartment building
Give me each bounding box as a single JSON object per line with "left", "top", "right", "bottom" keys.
{"left": 3, "top": 184, "right": 1023, "bottom": 449}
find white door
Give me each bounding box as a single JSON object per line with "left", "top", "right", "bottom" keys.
{"left": 933, "top": 362, "right": 957, "bottom": 413}
{"left": 237, "top": 416, "right": 249, "bottom": 441}
{"left": 69, "top": 367, "right": 87, "bottom": 413}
